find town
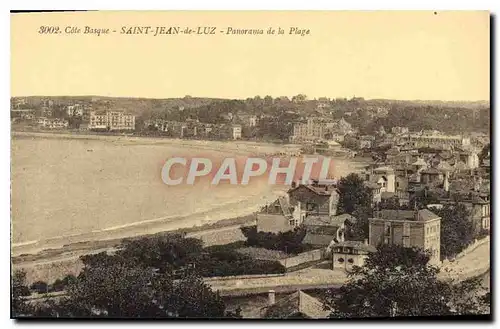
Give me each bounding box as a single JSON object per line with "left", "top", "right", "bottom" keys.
{"left": 11, "top": 94, "right": 490, "bottom": 318}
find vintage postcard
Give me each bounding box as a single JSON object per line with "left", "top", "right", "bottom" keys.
{"left": 10, "top": 11, "right": 490, "bottom": 319}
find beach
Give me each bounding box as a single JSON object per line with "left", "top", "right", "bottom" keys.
{"left": 11, "top": 131, "right": 368, "bottom": 282}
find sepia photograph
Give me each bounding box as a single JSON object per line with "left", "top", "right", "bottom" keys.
{"left": 9, "top": 10, "right": 491, "bottom": 320}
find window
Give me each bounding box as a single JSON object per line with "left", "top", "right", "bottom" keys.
{"left": 348, "top": 258, "right": 354, "bottom": 264}
{"left": 338, "top": 258, "right": 344, "bottom": 263}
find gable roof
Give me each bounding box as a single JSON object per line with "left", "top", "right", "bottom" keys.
{"left": 302, "top": 232, "right": 336, "bottom": 246}
{"left": 262, "top": 291, "right": 331, "bottom": 319}
{"left": 288, "top": 184, "right": 337, "bottom": 197}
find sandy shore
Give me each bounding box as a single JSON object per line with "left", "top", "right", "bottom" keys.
{"left": 11, "top": 130, "right": 368, "bottom": 283}
{"left": 13, "top": 214, "right": 256, "bottom": 283}
{"left": 12, "top": 130, "right": 303, "bottom": 157}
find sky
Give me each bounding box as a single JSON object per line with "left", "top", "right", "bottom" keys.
{"left": 11, "top": 11, "right": 490, "bottom": 101}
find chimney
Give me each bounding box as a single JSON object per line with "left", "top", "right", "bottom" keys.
{"left": 268, "top": 290, "right": 276, "bottom": 306}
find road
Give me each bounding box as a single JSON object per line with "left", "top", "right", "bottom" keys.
{"left": 209, "top": 240, "right": 491, "bottom": 296}
{"left": 206, "top": 263, "right": 348, "bottom": 296}
{"left": 438, "top": 239, "right": 490, "bottom": 281}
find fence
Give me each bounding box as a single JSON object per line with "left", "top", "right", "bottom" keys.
{"left": 204, "top": 273, "right": 285, "bottom": 282}
{"left": 278, "top": 249, "right": 323, "bottom": 269}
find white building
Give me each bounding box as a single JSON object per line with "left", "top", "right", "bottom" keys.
{"left": 89, "top": 111, "right": 135, "bottom": 131}
{"left": 231, "top": 125, "right": 242, "bottom": 140}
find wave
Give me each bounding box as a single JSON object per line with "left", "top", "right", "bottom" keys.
{"left": 12, "top": 240, "right": 39, "bottom": 248}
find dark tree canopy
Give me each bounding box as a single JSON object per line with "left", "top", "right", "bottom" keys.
{"left": 435, "top": 204, "right": 475, "bottom": 260}
{"left": 30, "top": 252, "right": 227, "bottom": 318}
{"left": 324, "top": 244, "right": 489, "bottom": 318}
{"left": 336, "top": 173, "right": 372, "bottom": 214}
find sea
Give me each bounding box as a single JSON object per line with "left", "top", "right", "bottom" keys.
{"left": 11, "top": 134, "right": 367, "bottom": 256}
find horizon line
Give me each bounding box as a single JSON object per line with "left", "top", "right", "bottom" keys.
{"left": 10, "top": 94, "right": 491, "bottom": 103}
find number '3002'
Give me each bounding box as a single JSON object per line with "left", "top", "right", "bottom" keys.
{"left": 38, "top": 26, "right": 60, "bottom": 34}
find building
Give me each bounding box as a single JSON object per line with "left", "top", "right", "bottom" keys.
{"left": 37, "top": 117, "right": 69, "bottom": 129}
{"left": 301, "top": 214, "right": 353, "bottom": 247}
{"left": 89, "top": 110, "right": 136, "bottom": 131}
{"left": 392, "top": 126, "right": 409, "bottom": 135}
{"left": 257, "top": 179, "right": 339, "bottom": 233}
{"left": 291, "top": 117, "right": 353, "bottom": 143}
{"left": 11, "top": 109, "right": 35, "bottom": 120}
{"left": 369, "top": 209, "right": 441, "bottom": 264}
{"left": 364, "top": 181, "right": 383, "bottom": 204}
{"left": 287, "top": 180, "right": 339, "bottom": 217}
{"left": 66, "top": 104, "right": 84, "bottom": 117}
{"left": 249, "top": 116, "right": 258, "bottom": 127}
{"left": 399, "top": 131, "right": 471, "bottom": 149}
{"left": 331, "top": 240, "right": 376, "bottom": 271}
{"left": 420, "top": 167, "right": 447, "bottom": 186}
{"left": 358, "top": 135, "right": 376, "bottom": 149}
{"left": 257, "top": 196, "right": 297, "bottom": 233}
{"left": 260, "top": 290, "right": 331, "bottom": 319}
{"left": 231, "top": 125, "right": 242, "bottom": 140}
{"left": 292, "top": 118, "right": 325, "bottom": 142}
{"left": 441, "top": 177, "right": 491, "bottom": 234}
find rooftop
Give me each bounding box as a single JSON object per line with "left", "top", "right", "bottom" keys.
{"left": 373, "top": 209, "right": 440, "bottom": 222}
{"left": 261, "top": 290, "right": 330, "bottom": 319}
{"left": 302, "top": 214, "right": 355, "bottom": 227}
{"left": 333, "top": 241, "right": 377, "bottom": 253}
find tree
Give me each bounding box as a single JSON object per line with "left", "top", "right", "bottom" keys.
{"left": 410, "top": 187, "right": 441, "bottom": 208}
{"left": 30, "top": 281, "right": 48, "bottom": 294}
{"left": 117, "top": 234, "right": 204, "bottom": 273}
{"left": 478, "top": 143, "right": 490, "bottom": 164}
{"left": 324, "top": 244, "right": 489, "bottom": 318}
{"left": 345, "top": 205, "right": 372, "bottom": 241}
{"left": 435, "top": 204, "right": 475, "bottom": 260}
{"left": 35, "top": 252, "right": 227, "bottom": 318}
{"left": 336, "top": 173, "right": 372, "bottom": 214}
{"left": 12, "top": 270, "right": 32, "bottom": 317}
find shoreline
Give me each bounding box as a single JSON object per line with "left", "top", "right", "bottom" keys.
{"left": 11, "top": 130, "right": 370, "bottom": 282}
{"left": 13, "top": 213, "right": 257, "bottom": 283}
{"left": 12, "top": 130, "right": 369, "bottom": 161}
{"left": 11, "top": 130, "right": 301, "bottom": 157}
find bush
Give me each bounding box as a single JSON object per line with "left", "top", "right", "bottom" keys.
{"left": 240, "top": 225, "right": 311, "bottom": 254}
{"left": 30, "top": 281, "right": 48, "bottom": 294}
{"left": 198, "top": 241, "right": 285, "bottom": 277}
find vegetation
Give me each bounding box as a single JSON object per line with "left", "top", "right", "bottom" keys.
{"left": 13, "top": 237, "right": 260, "bottom": 318}
{"left": 115, "top": 234, "right": 285, "bottom": 277}
{"left": 12, "top": 96, "right": 490, "bottom": 141}
{"left": 435, "top": 204, "right": 475, "bottom": 260}
{"left": 12, "top": 270, "right": 31, "bottom": 317}
{"left": 336, "top": 173, "right": 372, "bottom": 214}
{"left": 240, "top": 225, "right": 312, "bottom": 254}
{"left": 12, "top": 234, "right": 287, "bottom": 318}
{"left": 324, "top": 244, "right": 490, "bottom": 318}
{"left": 410, "top": 187, "right": 442, "bottom": 208}
{"left": 344, "top": 205, "right": 372, "bottom": 241}
{"left": 19, "top": 257, "right": 230, "bottom": 318}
